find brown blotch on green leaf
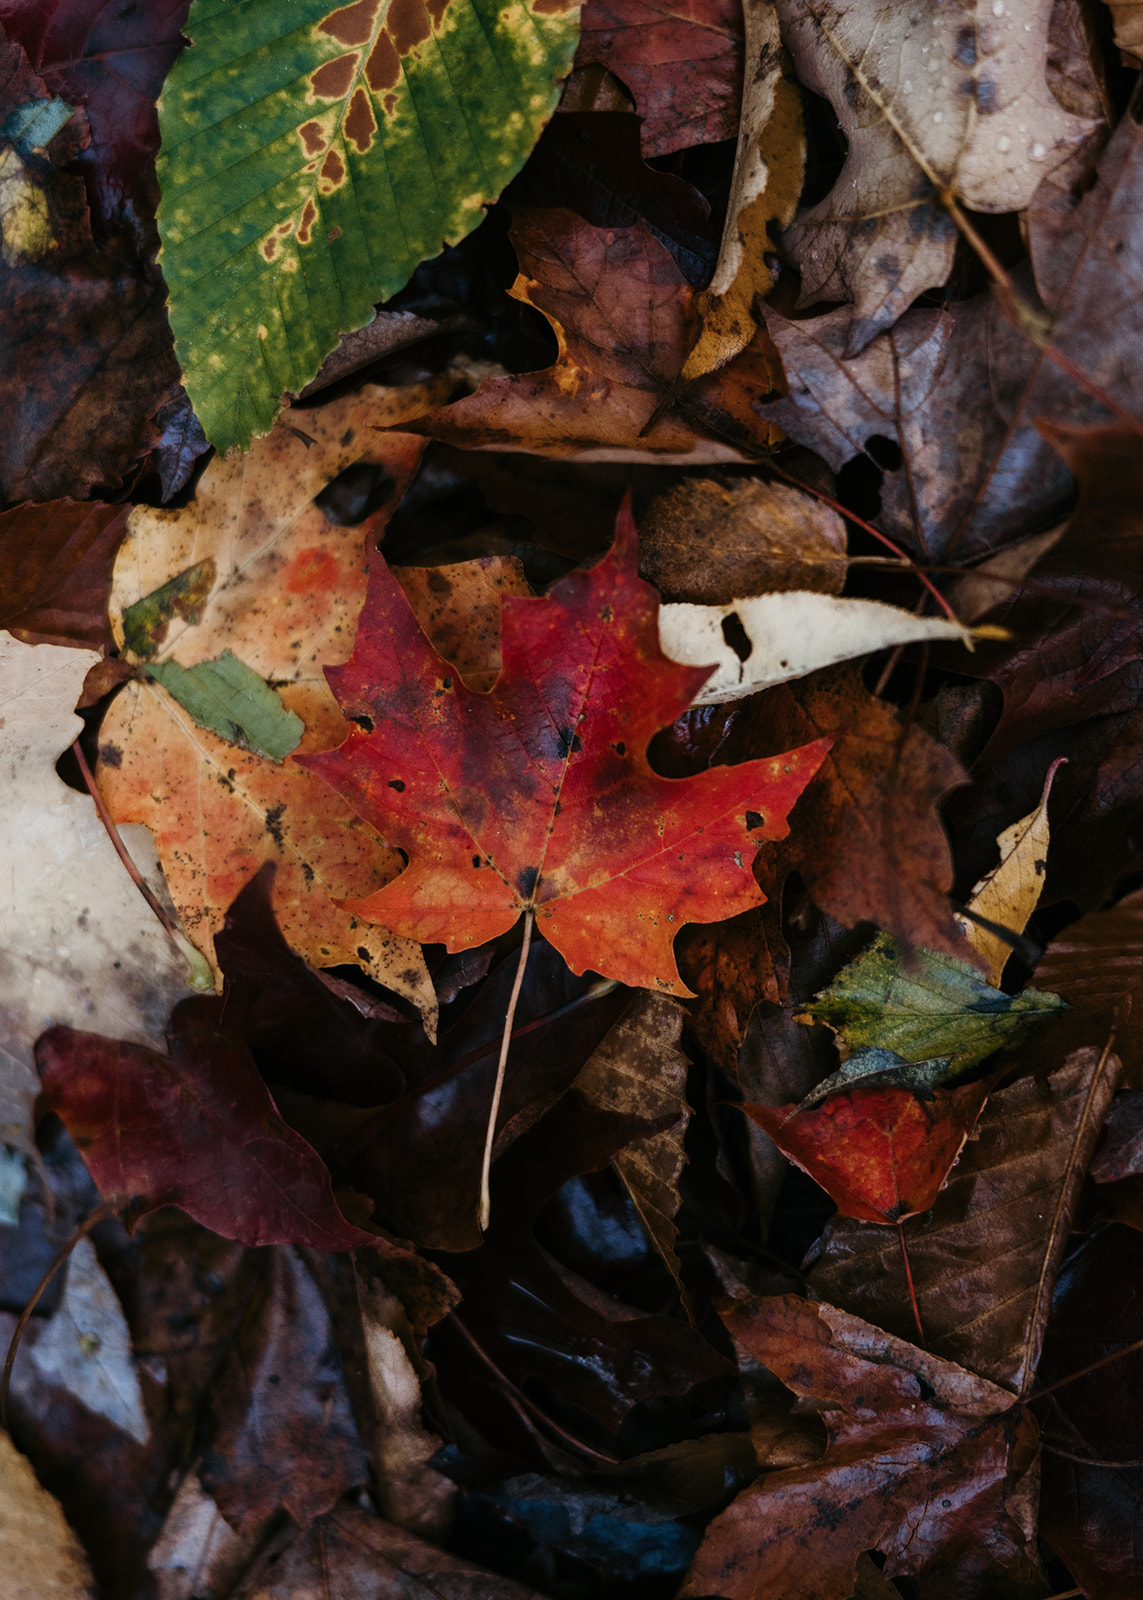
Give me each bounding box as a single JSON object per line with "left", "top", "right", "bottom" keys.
{"left": 320, "top": 148, "right": 346, "bottom": 188}
{"left": 389, "top": 0, "right": 432, "bottom": 54}
{"left": 310, "top": 53, "right": 360, "bottom": 99}
{"left": 318, "top": 0, "right": 383, "bottom": 47}
{"left": 298, "top": 119, "right": 326, "bottom": 155}
{"left": 344, "top": 86, "right": 377, "bottom": 152}
{"left": 365, "top": 29, "right": 401, "bottom": 91}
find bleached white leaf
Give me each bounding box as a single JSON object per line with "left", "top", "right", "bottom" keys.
{"left": 659, "top": 591, "right": 974, "bottom": 704}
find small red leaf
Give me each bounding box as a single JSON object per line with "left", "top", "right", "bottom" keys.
{"left": 37, "top": 1005, "right": 379, "bottom": 1251}
{"left": 744, "top": 1080, "right": 989, "bottom": 1224}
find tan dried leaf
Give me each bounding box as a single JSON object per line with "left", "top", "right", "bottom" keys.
{"left": 638, "top": 478, "right": 847, "bottom": 604}
{"left": 777, "top": 0, "right": 1095, "bottom": 348}
{"left": 0, "top": 1428, "right": 93, "bottom": 1600}
{"left": 682, "top": 2, "right": 805, "bottom": 379}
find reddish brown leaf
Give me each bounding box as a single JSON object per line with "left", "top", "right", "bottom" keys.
{"left": 0, "top": 499, "right": 128, "bottom": 650}
{"left": 807, "top": 1046, "right": 1121, "bottom": 1392}
{"left": 246, "top": 1504, "right": 550, "bottom": 1599}
{"left": 681, "top": 1295, "right": 1044, "bottom": 1600}
{"left": 300, "top": 504, "right": 829, "bottom": 996}
{"left": 0, "top": 0, "right": 189, "bottom": 237}
{"left": 411, "top": 208, "right": 783, "bottom": 464}
{"left": 744, "top": 1079, "right": 989, "bottom": 1224}
{"left": 663, "top": 662, "right": 967, "bottom": 969}
{"left": 36, "top": 1004, "right": 381, "bottom": 1251}
{"left": 576, "top": 0, "right": 743, "bottom": 158}
{"left": 199, "top": 1247, "right": 367, "bottom": 1536}
{"left": 0, "top": 30, "right": 177, "bottom": 502}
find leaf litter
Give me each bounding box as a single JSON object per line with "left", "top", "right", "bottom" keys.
{"left": 3, "top": 2, "right": 1143, "bottom": 1596}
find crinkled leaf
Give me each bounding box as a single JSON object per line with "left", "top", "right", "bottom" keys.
{"left": 803, "top": 933, "right": 1065, "bottom": 1084}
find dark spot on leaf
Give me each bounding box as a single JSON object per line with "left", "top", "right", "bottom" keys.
{"left": 613, "top": 740, "right": 626, "bottom": 756}
{"left": 557, "top": 727, "right": 583, "bottom": 756}
{"left": 302, "top": 863, "right": 314, "bottom": 883}
{"left": 517, "top": 865, "right": 539, "bottom": 899}
{"left": 357, "top": 946, "right": 370, "bottom": 960}
{"left": 745, "top": 810, "right": 764, "bottom": 830}
{"left": 99, "top": 743, "right": 123, "bottom": 768}
{"left": 977, "top": 78, "right": 998, "bottom": 113}
{"left": 320, "top": 148, "right": 346, "bottom": 187}
{"left": 721, "top": 611, "right": 753, "bottom": 663}
{"left": 388, "top": 778, "right": 405, "bottom": 791}
{"left": 297, "top": 197, "right": 318, "bottom": 245}
{"left": 955, "top": 27, "right": 976, "bottom": 66}
{"left": 472, "top": 854, "right": 482, "bottom": 868}
{"left": 265, "top": 804, "right": 287, "bottom": 849}
{"left": 916, "top": 1375, "right": 937, "bottom": 1402}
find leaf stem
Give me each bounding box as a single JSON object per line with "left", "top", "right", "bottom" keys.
{"left": 897, "top": 1221, "right": 925, "bottom": 1348}
{"left": 479, "top": 910, "right": 534, "bottom": 1234}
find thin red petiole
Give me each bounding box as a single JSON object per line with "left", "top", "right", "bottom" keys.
{"left": 898, "top": 1221, "right": 925, "bottom": 1348}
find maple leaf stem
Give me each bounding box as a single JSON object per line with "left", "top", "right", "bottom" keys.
{"left": 897, "top": 1221, "right": 925, "bottom": 1348}
{"left": 70, "top": 737, "right": 210, "bottom": 988}
{"left": 479, "top": 909, "right": 535, "bottom": 1234}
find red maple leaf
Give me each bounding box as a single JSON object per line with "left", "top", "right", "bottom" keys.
{"left": 744, "top": 1079, "right": 990, "bottom": 1224}
{"left": 299, "top": 505, "right": 830, "bottom": 994}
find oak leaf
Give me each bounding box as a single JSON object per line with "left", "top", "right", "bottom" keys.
{"left": 575, "top": 0, "right": 744, "bottom": 157}
{"left": 411, "top": 208, "right": 784, "bottom": 464}
{"left": 300, "top": 504, "right": 831, "bottom": 995}
{"left": 777, "top": 0, "right": 1094, "bottom": 350}
{"left": 681, "top": 1295, "right": 1044, "bottom": 1600}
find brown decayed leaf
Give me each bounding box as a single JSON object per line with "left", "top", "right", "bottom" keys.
{"left": 575, "top": 0, "right": 744, "bottom": 158}
{"left": 0, "top": 500, "right": 129, "bottom": 651}
{"left": 677, "top": 897, "right": 789, "bottom": 1073}
{"left": 98, "top": 382, "right": 449, "bottom": 1020}
{"left": 412, "top": 208, "right": 783, "bottom": 464}
{"left": 0, "top": 1428, "right": 93, "bottom": 1600}
{"left": 1106, "top": 0, "right": 1143, "bottom": 61}
{"left": 638, "top": 476, "right": 847, "bottom": 604}
{"left": 1027, "top": 888, "right": 1143, "bottom": 1089}
{"left": 1091, "top": 1089, "right": 1143, "bottom": 1184}
{"left": 0, "top": 28, "right": 178, "bottom": 503}
{"left": 681, "top": 1294, "right": 1044, "bottom": 1600}
{"left": 246, "top": 1505, "right": 549, "bottom": 1600}
{"left": 748, "top": 664, "right": 967, "bottom": 958}
{"left": 1022, "top": 105, "right": 1143, "bottom": 429}
{"left": 808, "top": 1045, "right": 1121, "bottom": 1393}
{"left": 573, "top": 991, "right": 692, "bottom": 1300}
{"left": 776, "top": 0, "right": 1093, "bottom": 351}
{"left": 947, "top": 425, "right": 1143, "bottom": 920}
{"left": 681, "top": 2, "right": 805, "bottom": 380}
{"left": 196, "top": 1247, "right": 366, "bottom": 1536}
{"left": 758, "top": 294, "right": 1072, "bottom": 560}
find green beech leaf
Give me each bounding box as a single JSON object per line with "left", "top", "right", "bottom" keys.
{"left": 799, "top": 934, "right": 1064, "bottom": 1097}
{"left": 157, "top": 0, "right": 582, "bottom": 452}
{"left": 145, "top": 651, "right": 304, "bottom": 762}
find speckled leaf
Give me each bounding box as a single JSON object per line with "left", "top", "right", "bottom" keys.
{"left": 158, "top": 0, "right": 582, "bottom": 451}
